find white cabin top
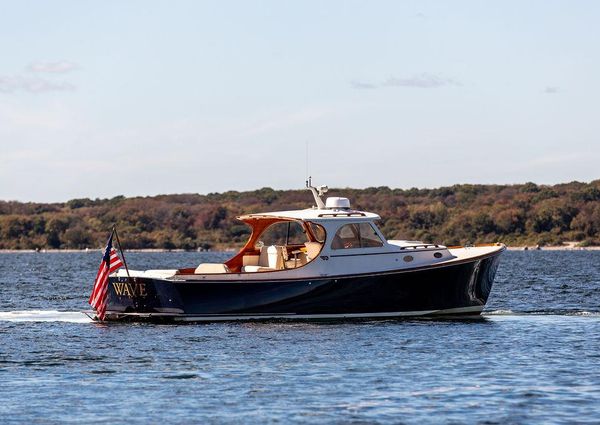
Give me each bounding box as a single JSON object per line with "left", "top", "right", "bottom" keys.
{"left": 238, "top": 180, "right": 380, "bottom": 222}
{"left": 238, "top": 208, "right": 380, "bottom": 222}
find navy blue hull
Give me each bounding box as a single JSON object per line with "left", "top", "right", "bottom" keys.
{"left": 105, "top": 250, "right": 503, "bottom": 321}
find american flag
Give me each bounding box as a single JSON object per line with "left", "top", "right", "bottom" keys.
{"left": 89, "top": 232, "right": 123, "bottom": 320}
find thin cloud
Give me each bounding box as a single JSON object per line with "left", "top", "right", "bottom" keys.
{"left": 28, "top": 61, "right": 79, "bottom": 73}
{"left": 382, "top": 74, "right": 461, "bottom": 88}
{"left": 544, "top": 86, "right": 559, "bottom": 94}
{"left": 350, "top": 80, "right": 377, "bottom": 90}
{"left": 0, "top": 75, "right": 76, "bottom": 93}
{"left": 351, "top": 73, "right": 461, "bottom": 90}
{"left": 0, "top": 61, "right": 78, "bottom": 94}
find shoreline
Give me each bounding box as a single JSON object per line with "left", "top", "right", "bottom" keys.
{"left": 506, "top": 241, "right": 600, "bottom": 251}
{"left": 0, "top": 248, "right": 237, "bottom": 253}
{"left": 1, "top": 246, "right": 599, "bottom": 253}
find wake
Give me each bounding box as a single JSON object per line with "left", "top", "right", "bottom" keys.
{"left": 484, "top": 309, "right": 600, "bottom": 317}
{"left": 1, "top": 310, "right": 598, "bottom": 323}
{"left": 0, "top": 310, "right": 93, "bottom": 323}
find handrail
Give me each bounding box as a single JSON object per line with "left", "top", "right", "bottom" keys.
{"left": 317, "top": 212, "right": 366, "bottom": 218}
{"left": 398, "top": 244, "right": 442, "bottom": 250}
{"left": 446, "top": 243, "right": 505, "bottom": 249}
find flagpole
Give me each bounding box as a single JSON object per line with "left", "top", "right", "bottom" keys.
{"left": 112, "top": 225, "right": 132, "bottom": 283}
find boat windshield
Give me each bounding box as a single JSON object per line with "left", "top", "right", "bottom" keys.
{"left": 257, "top": 221, "right": 307, "bottom": 247}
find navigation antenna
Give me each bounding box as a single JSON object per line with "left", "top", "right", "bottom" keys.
{"left": 304, "top": 141, "right": 328, "bottom": 209}
{"left": 305, "top": 141, "right": 309, "bottom": 183}
{"left": 306, "top": 176, "right": 327, "bottom": 209}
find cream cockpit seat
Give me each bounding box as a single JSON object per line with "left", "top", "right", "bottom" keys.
{"left": 195, "top": 263, "right": 230, "bottom": 274}
{"left": 243, "top": 245, "right": 286, "bottom": 272}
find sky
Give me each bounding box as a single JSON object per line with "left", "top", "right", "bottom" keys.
{"left": 1, "top": 0, "right": 599, "bottom": 202}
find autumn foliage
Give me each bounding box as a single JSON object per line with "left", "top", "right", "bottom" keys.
{"left": 1, "top": 181, "right": 600, "bottom": 250}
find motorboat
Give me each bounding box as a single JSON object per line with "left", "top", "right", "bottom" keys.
{"left": 101, "top": 181, "right": 505, "bottom": 321}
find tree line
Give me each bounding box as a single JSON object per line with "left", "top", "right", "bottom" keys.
{"left": 1, "top": 180, "right": 599, "bottom": 250}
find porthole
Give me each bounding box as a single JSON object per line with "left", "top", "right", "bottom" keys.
{"left": 403, "top": 255, "right": 414, "bottom": 262}
{"left": 434, "top": 252, "right": 443, "bottom": 259}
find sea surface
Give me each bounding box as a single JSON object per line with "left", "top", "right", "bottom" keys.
{"left": 0, "top": 251, "right": 599, "bottom": 424}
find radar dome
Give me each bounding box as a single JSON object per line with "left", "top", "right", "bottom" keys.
{"left": 325, "top": 197, "right": 351, "bottom": 209}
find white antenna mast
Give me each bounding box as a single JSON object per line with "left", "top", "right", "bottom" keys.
{"left": 305, "top": 141, "right": 309, "bottom": 182}
{"left": 304, "top": 141, "right": 327, "bottom": 208}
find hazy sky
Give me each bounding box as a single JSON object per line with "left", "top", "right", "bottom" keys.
{"left": 1, "top": 1, "right": 599, "bottom": 202}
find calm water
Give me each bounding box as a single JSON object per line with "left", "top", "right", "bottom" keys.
{"left": 0, "top": 251, "right": 599, "bottom": 424}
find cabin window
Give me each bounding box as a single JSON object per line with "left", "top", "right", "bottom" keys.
{"left": 331, "top": 223, "right": 384, "bottom": 249}
{"left": 257, "top": 221, "right": 307, "bottom": 247}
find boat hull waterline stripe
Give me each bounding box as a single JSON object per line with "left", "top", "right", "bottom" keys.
{"left": 105, "top": 306, "right": 484, "bottom": 322}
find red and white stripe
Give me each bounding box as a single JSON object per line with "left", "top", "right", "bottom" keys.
{"left": 89, "top": 248, "right": 123, "bottom": 320}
